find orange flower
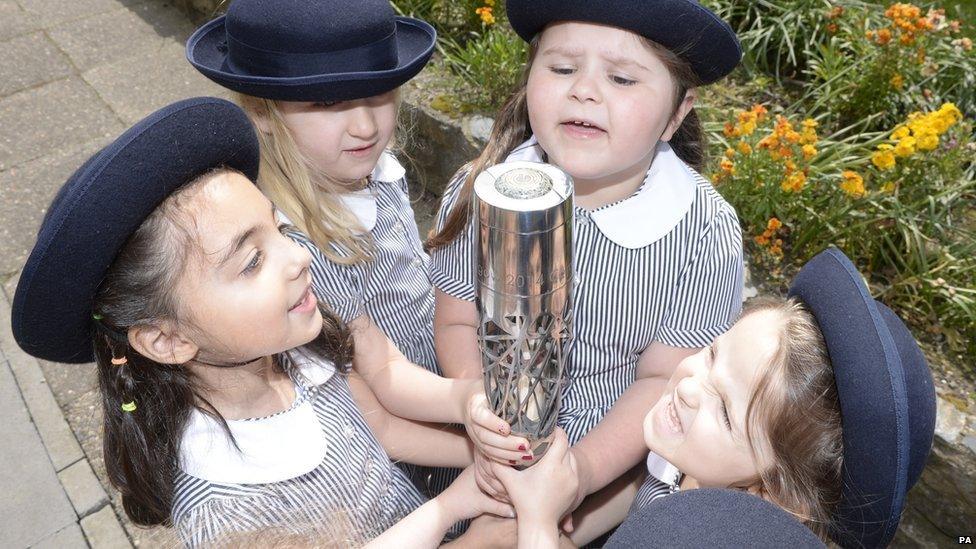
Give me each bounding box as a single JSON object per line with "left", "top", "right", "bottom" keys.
{"left": 767, "top": 218, "right": 783, "bottom": 231}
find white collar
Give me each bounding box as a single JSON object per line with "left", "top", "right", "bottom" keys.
{"left": 504, "top": 136, "right": 698, "bottom": 249}
{"left": 178, "top": 352, "right": 336, "bottom": 485}
{"left": 646, "top": 451, "right": 682, "bottom": 489}
{"left": 334, "top": 151, "right": 405, "bottom": 233}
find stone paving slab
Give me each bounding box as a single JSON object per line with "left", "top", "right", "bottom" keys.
{"left": 0, "top": 31, "right": 74, "bottom": 98}
{"left": 16, "top": 0, "right": 143, "bottom": 29}
{"left": 0, "top": 138, "right": 105, "bottom": 277}
{"left": 83, "top": 37, "right": 230, "bottom": 125}
{"left": 0, "top": 0, "right": 41, "bottom": 42}
{"left": 0, "top": 358, "right": 77, "bottom": 548}
{"left": 60, "top": 459, "right": 110, "bottom": 517}
{"left": 47, "top": 0, "right": 192, "bottom": 72}
{"left": 80, "top": 505, "right": 133, "bottom": 548}
{"left": 0, "top": 76, "right": 122, "bottom": 170}
{"left": 32, "top": 523, "right": 88, "bottom": 549}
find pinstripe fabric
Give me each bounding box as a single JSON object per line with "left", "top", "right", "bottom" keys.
{"left": 631, "top": 475, "right": 679, "bottom": 511}
{"left": 171, "top": 355, "right": 426, "bottom": 548}
{"left": 277, "top": 153, "right": 460, "bottom": 507}
{"left": 283, "top": 153, "right": 438, "bottom": 374}
{"left": 431, "top": 148, "right": 744, "bottom": 446}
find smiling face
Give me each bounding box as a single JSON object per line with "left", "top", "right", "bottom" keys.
{"left": 174, "top": 171, "right": 323, "bottom": 363}
{"left": 643, "top": 309, "right": 785, "bottom": 488}
{"left": 274, "top": 90, "right": 397, "bottom": 184}
{"left": 526, "top": 22, "right": 691, "bottom": 191}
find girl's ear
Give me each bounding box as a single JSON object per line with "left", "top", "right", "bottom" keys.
{"left": 127, "top": 321, "right": 199, "bottom": 365}
{"left": 661, "top": 89, "right": 698, "bottom": 142}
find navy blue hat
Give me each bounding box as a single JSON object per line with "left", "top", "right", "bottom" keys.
{"left": 11, "top": 97, "right": 260, "bottom": 364}
{"left": 789, "top": 247, "right": 937, "bottom": 548}
{"left": 186, "top": 0, "right": 436, "bottom": 102}
{"left": 505, "top": 0, "right": 741, "bottom": 85}
{"left": 606, "top": 489, "right": 825, "bottom": 548}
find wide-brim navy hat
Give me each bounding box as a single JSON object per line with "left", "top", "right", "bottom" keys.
{"left": 186, "top": 0, "right": 436, "bottom": 102}
{"left": 606, "top": 489, "right": 825, "bottom": 548}
{"left": 789, "top": 247, "right": 936, "bottom": 548}
{"left": 505, "top": 0, "right": 741, "bottom": 85}
{"left": 12, "top": 97, "right": 260, "bottom": 364}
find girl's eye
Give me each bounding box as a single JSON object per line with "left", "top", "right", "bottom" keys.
{"left": 313, "top": 100, "right": 340, "bottom": 108}
{"left": 720, "top": 400, "right": 732, "bottom": 430}
{"left": 611, "top": 74, "right": 637, "bottom": 86}
{"left": 549, "top": 66, "right": 575, "bottom": 75}
{"left": 241, "top": 250, "right": 263, "bottom": 276}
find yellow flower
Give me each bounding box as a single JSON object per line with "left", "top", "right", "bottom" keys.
{"left": 724, "top": 122, "right": 741, "bottom": 138}
{"left": 737, "top": 141, "right": 753, "bottom": 155}
{"left": 484, "top": 0, "right": 495, "bottom": 5}
{"left": 916, "top": 133, "right": 938, "bottom": 150}
{"left": 802, "top": 144, "right": 818, "bottom": 160}
{"left": 725, "top": 147, "right": 736, "bottom": 158}
{"left": 894, "top": 137, "right": 916, "bottom": 157}
{"left": 475, "top": 6, "right": 495, "bottom": 25}
{"left": 890, "top": 73, "right": 904, "bottom": 90}
{"left": 781, "top": 171, "right": 807, "bottom": 193}
{"left": 840, "top": 171, "right": 865, "bottom": 198}
{"left": 891, "top": 125, "right": 911, "bottom": 140}
{"left": 720, "top": 157, "right": 735, "bottom": 174}
{"left": 872, "top": 144, "right": 897, "bottom": 169}
{"left": 881, "top": 181, "right": 896, "bottom": 193}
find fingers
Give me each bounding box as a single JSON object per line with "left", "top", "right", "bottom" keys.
{"left": 469, "top": 399, "right": 513, "bottom": 436}
{"left": 479, "top": 496, "right": 515, "bottom": 519}
{"left": 472, "top": 425, "right": 531, "bottom": 453}
{"left": 560, "top": 513, "right": 575, "bottom": 533}
{"left": 476, "top": 457, "right": 510, "bottom": 501}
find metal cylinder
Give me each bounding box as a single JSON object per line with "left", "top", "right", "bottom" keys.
{"left": 474, "top": 161, "right": 573, "bottom": 463}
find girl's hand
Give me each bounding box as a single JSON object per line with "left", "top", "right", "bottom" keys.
{"left": 438, "top": 465, "right": 515, "bottom": 523}
{"left": 490, "top": 428, "right": 579, "bottom": 526}
{"left": 474, "top": 451, "right": 509, "bottom": 503}
{"left": 463, "top": 388, "right": 534, "bottom": 464}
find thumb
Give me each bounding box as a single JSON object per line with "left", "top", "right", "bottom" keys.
{"left": 490, "top": 460, "right": 518, "bottom": 486}
{"left": 479, "top": 495, "right": 516, "bottom": 519}
{"left": 560, "top": 512, "right": 575, "bottom": 533}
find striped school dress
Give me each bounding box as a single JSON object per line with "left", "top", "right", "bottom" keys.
{"left": 431, "top": 137, "right": 744, "bottom": 446}
{"left": 632, "top": 454, "right": 682, "bottom": 511}
{"left": 172, "top": 350, "right": 426, "bottom": 548}
{"left": 282, "top": 151, "right": 438, "bottom": 374}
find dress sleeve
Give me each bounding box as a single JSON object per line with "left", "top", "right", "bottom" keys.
{"left": 286, "top": 229, "right": 366, "bottom": 323}
{"left": 429, "top": 168, "right": 477, "bottom": 302}
{"left": 656, "top": 206, "right": 744, "bottom": 348}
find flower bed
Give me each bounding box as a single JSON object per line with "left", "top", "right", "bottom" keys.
{"left": 394, "top": 0, "right": 976, "bottom": 380}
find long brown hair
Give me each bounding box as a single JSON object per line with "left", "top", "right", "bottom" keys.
{"left": 93, "top": 169, "right": 354, "bottom": 526}
{"left": 426, "top": 32, "right": 705, "bottom": 251}
{"left": 740, "top": 297, "right": 843, "bottom": 541}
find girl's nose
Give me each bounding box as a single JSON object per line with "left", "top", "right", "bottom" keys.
{"left": 285, "top": 239, "right": 312, "bottom": 280}
{"left": 347, "top": 104, "right": 379, "bottom": 139}
{"left": 675, "top": 376, "right": 701, "bottom": 409}
{"left": 569, "top": 70, "right": 602, "bottom": 104}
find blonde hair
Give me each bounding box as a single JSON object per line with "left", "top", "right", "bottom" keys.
{"left": 426, "top": 33, "right": 704, "bottom": 251}
{"left": 236, "top": 94, "right": 372, "bottom": 265}
{"left": 740, "top": 296, "right": 844, "bottom": 542}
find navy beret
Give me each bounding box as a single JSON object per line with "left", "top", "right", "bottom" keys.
{"left": 186, "top": 0, "right": 436, "bottom": 102}
{"left": 505, "top": 0, "right": 741, "bottom": 85}
{"left": 789, "top": 247, "right": 936, "bottom": 548}
{"left": 12, "top": 97, "right": 260, "bottom": 364}
{"left": 606, "top": 489, "right": 825, "bottom": 548}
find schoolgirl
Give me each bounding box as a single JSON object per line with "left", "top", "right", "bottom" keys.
{"left": 10, "top": 98, "right": 517, "bottom": 547}
{"left": 491, "top": 248, "right": 937, "bottom": 548}
{"left": 185, "top": 0, "right": 440, "bottom": 376}
{"left": 428, "top": 0, "right": 745, "bottom": 523}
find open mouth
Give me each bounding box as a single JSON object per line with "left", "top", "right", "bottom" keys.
{"left": 665, "top": 397, "right": 683, "bottom": 434}
{"left": 288, "top": 285, "right": 316, "bottom": 313}
{"left": 560, "top": 119, "right": 606, "bottom": 136}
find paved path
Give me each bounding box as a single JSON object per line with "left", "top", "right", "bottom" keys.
{"left": 0, "top": 0, "right": 228, "bottom": 546}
